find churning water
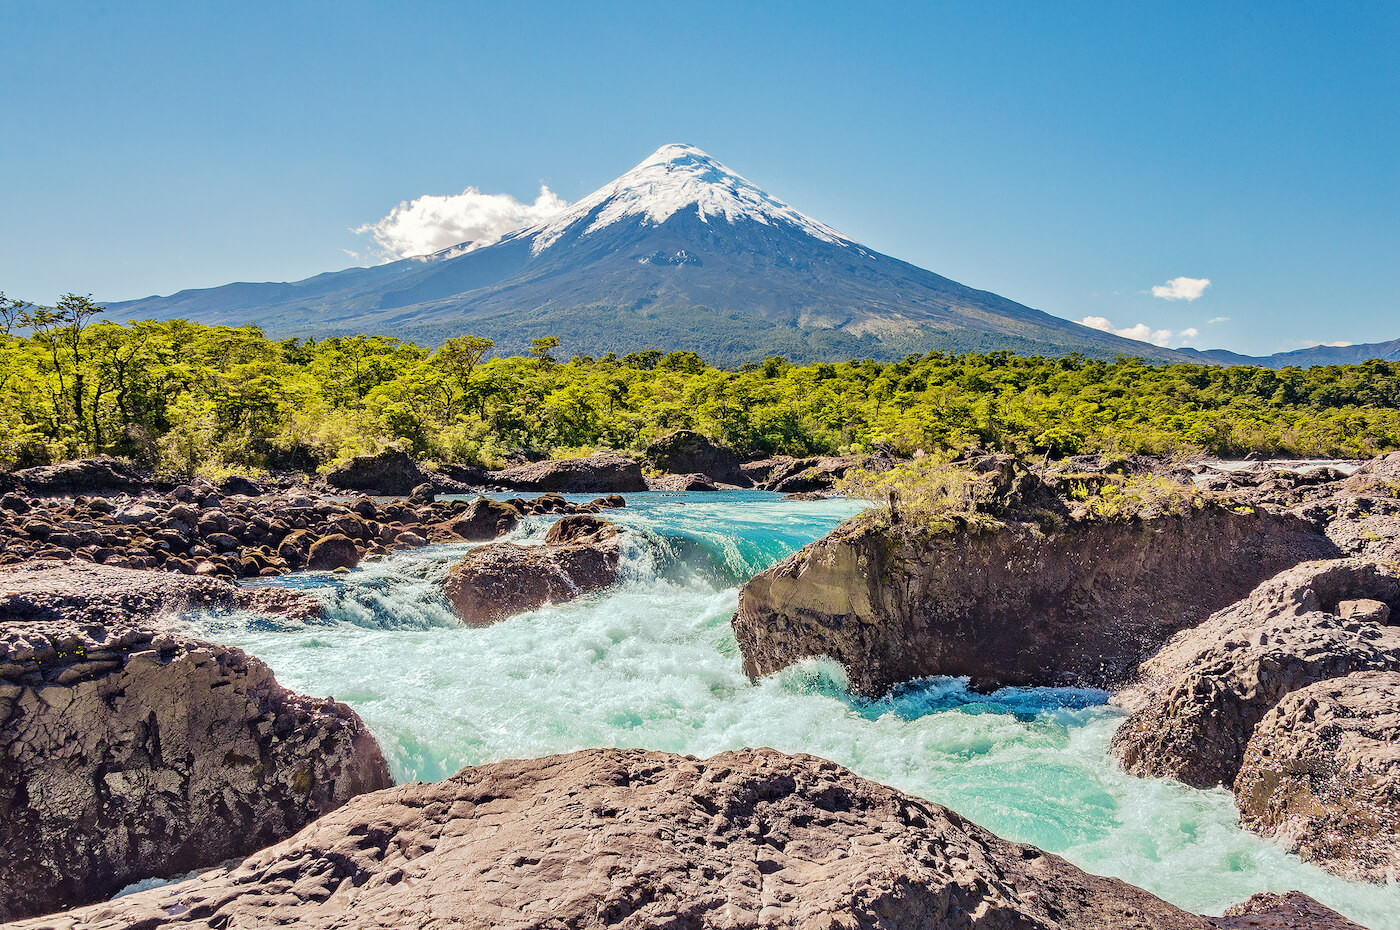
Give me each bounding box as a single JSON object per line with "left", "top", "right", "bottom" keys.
{"left": 188, "top": 491, "right": 1395, "bottom": 927}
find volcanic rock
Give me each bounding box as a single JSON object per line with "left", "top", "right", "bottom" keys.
{"left": 1212, "top": 891, "right": 1368, "bottom": 929}
{"left": 733, "top": 503, "right": 1334, "bottom": 696}
{"left": 1234, "top": 670, "right": 1400, "bottom": 882}
{"left": 306, "top": 533, "right": 361, "bottom": 571}
{"left": 438, "top": 497, "right": 522, "bottom": 541}
{"left": 325, "top": 448, "right": 429, "bottom": 496}
{"left": 445, "top": 517, "right": 622, "bottom": 625}
{"left": 13, "top": 747, "right": 1227, "bottom": 930}
{"left": 491, "top": 453, "right": 646, "bottom": 493}
{"left": 13, "top": 456, "right": 145, "bottom": 497}
{"left": 644, "top": 429, "right": 746, "bottom": 484}
{"left": 646, "top": 472, "right": 718, "bottom": 492}
{"left": 0, "top": 618, "right": 392, "bottom": 922}
{"left": 1113, "top": 559, "right": 1400, "bottom": 788}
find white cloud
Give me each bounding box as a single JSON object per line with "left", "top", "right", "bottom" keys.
{"left": 353, "top": 184, "right": 569, "bottom": 262}
{"left": 1207, "top": 316, "right": 1230, "bottom": 324}
{"left": 1320, "top": 340, "right": 1353, "bottom": 347}
{"left": 1080, "top": 316, "right": 1199, "bottom": 347}
{"left": 1151, "top": 276, "right": 1211, "bottom": 301}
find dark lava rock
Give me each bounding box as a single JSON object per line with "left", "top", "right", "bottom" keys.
{"left": 733, "top": 503, "right": 1335, "bottom": 696}
{"left": 439, "top": 497, "right": 521, "bottom": 541}
{"left": 1211, "top": 891, "right": 1368, "bottom": 929}
{"left": 1113, "top": 558, "right": 1400, "bottom": 789}
{"left": 325, "top": 448, "right": 428, "bottom": 496}
{"left": 13, "top": 457, "right": 145, "bottom": 497}
{"left": 491, "top": 453, "right": 646, "bottom": 493}
{"left": 644, "top": 429, "right": 746, "bottom": 484}
{"left": 306, "top": 533, "right": 361, "bottom": 571}
{"left": 445, "top": 518, "right": 622, "bottom": 625}
{"left": 19, "top": 747, "right": 1229, "bottom": 930}
{"left": 646, "top": 472, "right": 718, "bottom": 492}
{"left": 0, "top": 623, "right": 390, "bottom": 921}
{"left": 1234, "top": 670, "right": 1400, "bottom": 883}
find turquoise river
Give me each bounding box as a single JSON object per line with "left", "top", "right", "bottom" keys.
{"left": 186, "top": 491, "right": 1395, "bottom": 927}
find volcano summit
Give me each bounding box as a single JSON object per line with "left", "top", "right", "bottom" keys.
{"left": 109, "top": 144, "right": 1188, "bottom": 363}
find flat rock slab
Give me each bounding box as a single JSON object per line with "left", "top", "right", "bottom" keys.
{"left": 8, "top": 747, "right": 1222, "bottom": 930}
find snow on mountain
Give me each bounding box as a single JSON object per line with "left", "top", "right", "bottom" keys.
{"left": 525, "top": 144, "right": 852, "bottom": 253}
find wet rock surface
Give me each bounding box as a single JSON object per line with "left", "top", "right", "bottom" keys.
{"left": 1234, "top": 671, "right": 1400, "bottom": 883}
{"left": 491, "top": 453, "right": 647, "bottom": 493}
{"left": 734, "top": 501, "right": 1333, "bottom": 695}
{"left": 1112, "top": 559, "right": 1400, "bottom": 789}
{"left": 444, "top": 515, "right": 623, "bottom": 626}
{"left": 0, "top": 617, "right": 392, "bottom": 922}
{"left": 9, "top": 747, "right": 1229, "bottom": 930}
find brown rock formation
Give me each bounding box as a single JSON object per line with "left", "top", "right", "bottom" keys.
{"left": 444, "top": 516, "right": 623, "bottom": 625}
{"left": 0, "top": 619, "right": 392, "bottom": 922}
{"left": 324, "top": 448, "right": 433, "bottom": 496}
{"left": 437, "top": 497, "right": 521, "bottom": 540}
{"left": 8, "top": 747, "right": 1226, "bottom": 930}
{"left": 644, "top": 429, "right": 747, "bottom": 484}
{"left": 1112, "top": 559, "right": 1400, "bottom": 789}
{"left": 491, "top": 453, "right": 647, "bottom": 493}
{"left": 306, "top": 533, "right": 361, "bottom": 570}
{"left": 1234, "top": 671, "right": 1400, "bottom": 883}
{"left": 733, "top": 503, "right": 1334, "bottom": 695}
{"left": 1212, "top": 891, "right": 1368, "bottom": 930}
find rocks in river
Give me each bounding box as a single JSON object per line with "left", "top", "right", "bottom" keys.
{"left": 646, "top": 471, "right": 718, "bottom": 492}
{"left": 19, "top": 747, "right": 1227, "bottom": 930}
{"left": 306, "top": 532, "right": 361, "bottom": 570}
{"left": 444, "top": 515, "right": 623, "bottom": 625}
{"left": 644, "top": 429, "right": 747, "bottom": 485}
{"left": 1233, "top": 671, "right": 1400, "bottom": 883}
{"left": 0, "top": 617, "right": 393, "bottom": 922}
{"left": 1112, "top": 558, "right": 1400, "bottom": 789}
{"left": 739, "top": 452, "right": 896, "bottom": 492}
{"left": 437, "top": 496, "right": 522, "bottom": 540}
{"left": 11, "top": 456, "right": 146, "bottom": 497}
{"left": 491, "top": 452, "right": 647, "bottom": 493}
{"left": 1212, "top": 891, "right": 1368, "bottom": 930}
{"left": 733, "top": 502, "right": 1334, "bottom": 696}
{"left": 325, "top": 447, "right": 433, "bottom": 496}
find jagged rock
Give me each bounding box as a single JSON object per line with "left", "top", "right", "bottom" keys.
{"left": 438, "top": 497, "right": 521, "bottom": 541}
{"left": 733, "top": 504, "right": 1334, "bottom": 695}
{"left": 1234, "top": 671, "right": 1400, "bottom": 882}
{"left": 14, "top": 747, "right": 1225, "bottom": 930}
{"left": 0, "top": 618, "right": 392, "bottom": 923}
{"left": 1211, "top": 891, "right": 1367, "bottom": 929}
{"left": 491, "top": 453, "right": 646, "bottom": 493}
{"left": 1113, "top": 559, "right": 1400, "bottom": 788}
{"left": 324, "top": 448, "right": 428, "bottom": 496}
{"left": 13, "top": 457, "right": 145, "bottom": 497}
{"left": 770, "top": 454, "right": 891, "bottom": 492}
{"left": 217, "top": 474, "right": 264, "bottom": 496}
{"left": 409, "top": 481, "right": 436, "bottom": 503}
{"left": 646, "top": 472, "right": 718, "bottom": 491}
{"left": 306, "top": 533, "right": 361, "bottom": 571}
{"left": 445, "top": 518, "right": 622, "bottom": 625}
{"left": 644, "top": 429, "right": 746, "bottom": 484}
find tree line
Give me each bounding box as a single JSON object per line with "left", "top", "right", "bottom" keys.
{"left": 2, "top": 293, "right": 1398, "bottom": 475}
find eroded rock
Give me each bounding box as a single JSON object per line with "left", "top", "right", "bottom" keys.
{"left": 1212, "top": 891, "right": 1368, "bottom": 930}
{"left": 644, "top": 429, "right": 746, "bottom": 485}
{"left": 491, "top": 453, "right": 646, "bottom": 493}
{"left": 10, "top": 747, "right": 1225, "bottom": 930}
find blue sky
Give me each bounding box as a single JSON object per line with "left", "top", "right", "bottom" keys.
{"left": 2, "top": 1, "right": 1396, "bottom": 355}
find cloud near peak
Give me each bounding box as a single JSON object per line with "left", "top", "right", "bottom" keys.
{"left": 1151, "top": 276, "right": 1211, "bottom": 301}
{"left": 353, "top": 184, "right": 569, "bottom": 262}
{"left": 1080, "top": 315, "right": 1198, "bottom": 348}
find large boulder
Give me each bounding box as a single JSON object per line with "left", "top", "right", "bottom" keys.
{"left": 12, "top": 456, "right": 145, "bottom": 497}
{"left": 491, "top": 453, "right": 646, "bottom": 493}
{"left": 16, "top": 747, "right": 1236, "bottom": 930}
{"left": 0, "top": 619, "right": 392, "bottom": 922}
{"left": 733, "top": 504, "right": 1334, "bottom": 696}
{"left": 437, "top": 497, "right": 521, "bottom": 541}
{"left": 306, "top": 533, "right": 361, "bottom": 570}
{"left": 644, "top": 429, "right": 746, "bottom": 485}
{"left": 1234, "top": 671, "right": 1400, "bottom": 883}
{"left": 1112, "top": 559, "right": 1400, "bottom": 789}
{"left": 444, "top": 516, "right": 622, "bottom": 625}
{"left": 325, "top": 448, "right": 429, "bottom": 496}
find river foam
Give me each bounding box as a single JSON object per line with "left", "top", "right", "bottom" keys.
{"left": 189, "top": 490, "right": 1398, "bottom": 927}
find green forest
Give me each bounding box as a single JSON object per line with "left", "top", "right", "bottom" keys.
{"left": 3, "top": 294, "right": 1399, "bottom": 476}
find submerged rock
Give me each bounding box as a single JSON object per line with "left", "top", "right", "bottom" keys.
{"left": 16, "top": 747, "right": 1230, "bottom": 929}
{"left": 1112, "top": 559, "right": 1400, "bottom": 789}
{"left": 491, "top": 453, "right": 647, "bottom": 493}
{"left": 1234, "top": 671, "right": 1400, "bottom": 883}
{"left": 444, "top": 516, "right": 623, "bottom": 625}
{"left": 733, "top": 503, "right": 1333, "bottom": 696}
{"left": 0, "top": 619, "right": 392, "bottom": 922}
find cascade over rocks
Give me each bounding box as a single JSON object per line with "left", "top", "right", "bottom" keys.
{"left": 733, "top": 495, "right": 1334, "bottom": 695}
{"left": 0, "top": 615, "right": 392, "bottom": 923}
{"left": 491, "top": 453, "right": 647, "bottom": 493}
{"left": 1233, "top": 671, "right": 1400, "bottom": 883}
{"left": 3, "top": 746, "right": 1283, "bottom": 930}
{"left": 444, "top": 515, "right": 623, "bottom": 625}
{"left": 1112, "top": 559, "right": 1400, "bottom": 789}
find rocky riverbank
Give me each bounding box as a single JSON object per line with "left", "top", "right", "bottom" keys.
{"left": 0, "top": 747, "right": 1362, "bottom": 930}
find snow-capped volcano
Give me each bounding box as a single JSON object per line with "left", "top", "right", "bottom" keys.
{"left": 107, "top": 144, "right": 1195, "bottom": 364}
{"left": 525, "top": 144, "right": 850, "bottom": 253}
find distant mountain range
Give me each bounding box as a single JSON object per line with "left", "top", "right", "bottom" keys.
{"left": 1177, "top": 338, "right": 1400, "bottom": 369}
{"left": 107, "top": 144, "right": 1394, "bottom": 367}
